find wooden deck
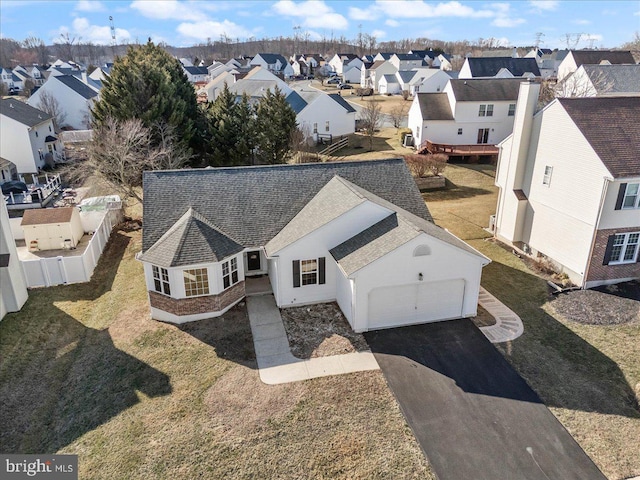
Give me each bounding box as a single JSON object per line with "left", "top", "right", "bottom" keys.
{"left": 418, "top": 140, "right": 499, "bottom": 156}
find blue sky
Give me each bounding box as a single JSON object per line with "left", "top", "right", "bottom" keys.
{"left": 1, "top": 0, "right": 639, "bottom": 49}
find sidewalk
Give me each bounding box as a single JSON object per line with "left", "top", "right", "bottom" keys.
{"left": 477, "top": 287, "right": 524, "bottom": 343}
{"left": 246, "top": 294, "right": 379, "bottom": 385}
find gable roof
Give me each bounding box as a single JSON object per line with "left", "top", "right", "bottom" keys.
{"left": 449, "top": 78, "right": 524, "bottom": 102}
{"left": 382, "top": 74, "right": 398, "bottom": 83}
{"left": 255, "top": 53, "right": 289, "bottom": 69}
{"left": 54, "top": 75, "right": 98, "bottom": 99}
{"left": 184, "top": 66, "right": 208, "bottom": 75}
{"left": 569, "top": 50, "right": 635, "bottom": 67}
{"left": 0, "top": 98, "right": 53, "bottom": 127}
{"left": 558, "top": 96, "right": 640, "bottom": 178}
{"left": 393, "top": 53, "right": 422, "bottom": 61}
{"left": 285, "top": 90, "right": 308, "bottom": 114}
{"left": 142, "top": 159, "right": 432, "bottom": 254}
{"left": 21, "top": 207, "right": 75, "bottom": 226}
{"left": 138, "top": 207, "right": 244, "bottom": 267}
{"left": 580, "top": 64, "right": 640, "bottom": 94}
{"left": 328, "top": 94, "right": 356, "bottom": 113}
{"left": 369, "top": 60, "right": 387, "bottom": 70}
{"left": 416, "top": 93, "right": 454, "bottom": 120}
{"left": 465, "top": 57, "right": 541, "bottom": 77}
{"left": 397, "top": 70, "right": 418, "bottom": 83}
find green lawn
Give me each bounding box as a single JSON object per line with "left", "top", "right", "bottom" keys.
{"left": 425, "top": 163, "right": 640, "bottom": 480}
{"left": 0, "top": 224, "right": 432, "bottom": 479}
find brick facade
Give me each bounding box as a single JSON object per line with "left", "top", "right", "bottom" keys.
{"left": 149, "top": 281, "right": 246, "bottom": 317}
{"left": 585, "top": 227, "right": 640, "bottom": 283}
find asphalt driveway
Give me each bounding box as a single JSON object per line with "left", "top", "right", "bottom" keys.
{"left": 365, "top": 319, "right": 606, "bottom": 480}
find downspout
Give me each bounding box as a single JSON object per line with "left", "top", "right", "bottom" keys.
{"left": 583, "top": 177, "right": 611, "bottom": 289}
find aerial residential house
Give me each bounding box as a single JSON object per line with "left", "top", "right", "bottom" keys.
{"left": 389, "top": 53, "right": 424, "bottom": 71}
{"left": 88, "top": 63, "right": 113, "bottom": 82}
{"left": 201, "top": 71, "right": 237, "bottom": 101}
{"left": 0, "top": 67, "right": 16, "bottom": 91}
{"left": 409, "top": 69, "right": 452, "bottom": 95}
{"left": 250, "top": 53, "right": 294, "bottom": 79}
{"left": 524, "top": 49, "right": 569, "bottom": 79}
{"left": 327, "top": 54, "right": 363, "bottom": 76}
{"left": 1, "top": 197, "right": 28, "bottom": 320}
{"left": 10, "top": 66, "right": 34, "bottom": 91}
{"left": 0, "top": 98, "right": 63, "bottom": 173}
{"left": 293, "top": 90, "right": 356, "bottom": 141}
{"left": 139, "top": 159, "right": 489, "bottom": 330}
{"left": 378, "top": 74, "right": 402, "bottom": 95}
{"left": 182, "top": 65, "right": 209, "bottom": 84}
{"left": 408, "top": 78, "right": 525, "bottom": 156}
{"left": 559, "top": 64, "right": 640, "bottom": 97}
{"left": 459, "top": 57, "right": 541, "bottom": 79}
{"left": 494, "top": 90, "right": 640, "bottom": 288}
{"left": 365, "top": 60, "right": 399, "bottom": 91}
{"left": 28, "top": 75, "right": 99, "bottom": 130}
{"left": 373, "top": 53, "right": 394, "bottom": 62}
{"left": 557, "top": 50, "right": 636, "bottom": 82}
{"left": 480, "top": 48, "right": 519, "bottom": 58}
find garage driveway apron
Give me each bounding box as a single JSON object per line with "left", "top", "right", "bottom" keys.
{"left": 364, "top": 319, "right": 606, "bottom": 480}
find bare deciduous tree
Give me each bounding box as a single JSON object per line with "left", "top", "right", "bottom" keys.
{"left": 555, "top": 69, "right": 614, "bottom": 98}
{"left": 76, "top": 117, "right": 191, "bottom": 202}
{"left": 404, "top": 154, "right": 448, "bottom": 178}
{"left": 389, "top": 102, "right": 407, "bottom": 129}
{"left": 36, "top": 90, "right": 67, "bottom": 129}
{"left": 360, "top": 100, "right": 382, "bottom": 151}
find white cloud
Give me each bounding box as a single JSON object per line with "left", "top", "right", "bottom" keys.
{"left": 634, "top": 10, "right": 640, "bottom": 16}
{"left": 489, "top": 3, "right": 525, "bottom": 28}
{"left": 348, "top": 6, "right": 379, "bottom": 21}
{"left": 528, "top": 1, "right": 558, "bottom": 11}
{"left": 176, "top": 20, "right": 253, "bottom": 41}
{"left": 130, "top": 0, "right": 201, "bottom": 22}
{"left": 371, "top": 29, "right": 386, "bottom": 39}
{"left": 385, "top": 19, "right": 400, "bottom": 27}
{"left": 374, "top": 1, "right": 493, "bottom": 19}
{"left": 272, "top": 0, "right": 349, "bottom": 29}
{"left": 56, "top": 17, "right": 131, "bottom": 44}
{"left": 572, "top": 19, "right": 591, "bottom": 25}
{"left": 75, "top": 0, "right": 106, "bottom": 12}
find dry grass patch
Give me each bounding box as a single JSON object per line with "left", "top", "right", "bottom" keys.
{"left": 281, "top": 302, "right": 369, "bottom": 358}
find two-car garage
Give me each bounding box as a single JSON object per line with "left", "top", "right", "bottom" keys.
{"left": 367, "top": 279, "right": 466, "bottom": 330}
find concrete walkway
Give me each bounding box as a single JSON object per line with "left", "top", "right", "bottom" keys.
{"left": 246, "top": 294, "right": 379, "bottom": 385}
{"left": 477, "top": 287, "right": 524, "bottom": 343}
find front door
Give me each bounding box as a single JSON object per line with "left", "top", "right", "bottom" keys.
{"left": 477, "top": 128, "right": 490, "bottom": 144}
{"left": 247, "top": 250, "right": 261, "bottom": 271}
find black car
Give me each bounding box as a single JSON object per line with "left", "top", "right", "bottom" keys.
{"left": 338, "top": 83, "right": 353, "bottom": 90}
{"left": 327, "top": 77, "right": 341, "bottom": 84}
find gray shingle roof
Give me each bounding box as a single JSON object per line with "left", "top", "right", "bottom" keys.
{"left": 139, "top": 207, "right": 244, "bottom": 267}
{"left": 329, "top": 179, "right": 489, "bottom": 275}
{"left": 328, "top": 94, "right": 356, "bottom": 113}
{"left": 0, "top": 98, "right": 52, "bottom": 127}
{"left": 580, "top": 64, "right": 640, "bottom": 94}
{"left": 449, "top": 78, "right": 525, "bottom": 102}
{"left": 142, "top": 159, "right": 431, "bottom": 254}
{"left": 416, "top": 93, "right": 454, "bottom": 120}
{"left": 570, "top": 50, "right": 635, "bottom": 67}
{"left": 54, "top": 75, "right": 98, "bottom": 99}
{"left": 382, "top": 74, "right": 398, "bottom": 83}
{"left": 465, "top": 57, "right": 541, "bottom": 77}
{"left": 558, "top": 96, "right": 640, "bottom": 178}
{"left": 184, "top": 66, "right": 209, "bottom": 75}
{"left": 394, "top": 53, "right": 422, "bottom": 61}
{"left": 255, "top": 53, "right": 289, "bottom": 70}
{"left": 285, "top": 91, "right": 308, "bottom": 114}
{"left": 397, "top": 70, "right": 417, "bottom": 83}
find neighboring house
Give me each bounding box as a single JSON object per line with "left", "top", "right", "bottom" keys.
{"left": 524, "top": 49, "right": 569, "bottom": 79}
{"left": 139, "top": 159, "right": 489, "bottom": 330}
{"left": 1, "top": 197, "right": 28, "bottom": 320}
{"left": 88, "top": 63, "right": 113, "bottom": 82}
{"left": 557, "top": 50, "right": 635, "bottom": 82}
{"left": 408, "top": 77, "right": 524, "bottom": 150}
{"left": 250, "top": 53, "right": 294, "bottom": 78}
{"left": 295, "top": 90, "right": 356, "bottom": 141}
{"left": 328, "top": 53, "right": 362, "bottom": 76}
{"left": 226, "top": 67, "right": 293, "bottom": 101}
{"left": 378, "top": 74, "right": 401, "bottom": 95}
{"left": 373, "top": 53, "right": 394, "bottom": 62}
{"left": 433, "top": 54, "right": 453, "bottom": 71}
{"left": 0, "top": 67, "right": 14, "bottom": 91}
{"left": 182, "top": 65, "right": 209, "bottom": 83}
{"left": 0, "top": 157, "right": 18, "bottom": 183}
{"left": 559, "top": 64, "right": 640, "bottom": 97}
{"left": 201, "top": 71, "right": 236, "bottom": 101}
{"left": 495, "top": 91, "right": 640, "bottom": 288}
{"left": 0, "top": 98, "right": 63, "bottom": 173}
{"left": 459, "top": 57, "right": 541, "bottom": 79}
{"left": 28, "top": 75, "right": 98, "bottom": 130}
{"left": 342, "top": 65, "right": 361, "bottom": 84}
{"left": 481, "top": 48, "right": 519, "bottom": 58}
{"left": 389, "top": 53, "right": 424, "bottom": 71}
{"left": 409, "top": 69, "right": 451, "bottom": 95}
{"left": 366, "top": 60, "right": 398, "bottom": 91}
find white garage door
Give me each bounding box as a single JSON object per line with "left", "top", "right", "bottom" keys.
{"left": 367, "top": 279, "right": 465, "bottom": 330}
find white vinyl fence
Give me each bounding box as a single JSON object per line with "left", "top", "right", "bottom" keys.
{"left": 21, "top": 209, "right": 122, "bottom": 288}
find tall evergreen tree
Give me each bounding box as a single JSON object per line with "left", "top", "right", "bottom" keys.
{"left": 255, "top": 87, "right": 297, "bottom": 164}
{"left": 92, "top": 40, "right": 201, "bottom": 156}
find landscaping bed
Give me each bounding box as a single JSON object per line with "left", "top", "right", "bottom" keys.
{"left": 280, "top": 302, "right": 369, "bottom": 359}
{"left": 547, "top": 281, "right": 640, "bottom": 325}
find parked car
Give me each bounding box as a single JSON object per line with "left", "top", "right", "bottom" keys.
{"left": 338, "top": 83, "right": 353, "bottom": 90}
{"left": 327, "top": 78, "right": 341, "bottom": 84}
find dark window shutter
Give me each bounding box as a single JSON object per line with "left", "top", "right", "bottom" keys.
{"left": 602, "top": 235, "right": 616, "bottom": 265}
{"left": 318, "top": 257, "right": 326, "bottom": 285}
{"left": 292, "top": 260, "right": 300, "bottom": 288}
{"left": 614, "top": 183, "right": 627, "bottom": 210}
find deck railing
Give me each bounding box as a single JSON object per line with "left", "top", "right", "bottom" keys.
{"left": 418, "top": 140, "right": 499, "bottom": 155}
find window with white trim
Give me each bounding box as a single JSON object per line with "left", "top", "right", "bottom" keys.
{"left": 486, "top": 104, "right": 494, "bottom": 116}
{"left": 457, "top": 128, "right": 463, "bottom": 135}
{"left": 325, "top": 121, "right": 330, "bottom": 132}
{"left": 222, "top": 257, "right": 239, "bottom": 289}
{"left": 313, "top": 123, "right": 318, "bottom": 134}
{"left": 608, "top": 232, "right": 639, "bottom": 264}
{"left": 478, "top": 104, "right": 486, "bottom": 116}
{"left": 152, "top": 265, "right": 171, "bottom": 295}
{"left": 622, "top": 183, "right": 640, "bottom": 209}
{"left": 508, "top": 103, "right": 516, "bottom": 116}
{"left": 543, "top": 166, "right": 553, "bottom": 186}
{"left": 183, "top": 268, "right": 209, "bottom": 297}
{"left": 301, "top": 259, "right": 318, "bottom": 285}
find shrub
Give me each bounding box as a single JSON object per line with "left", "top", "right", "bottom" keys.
{"left": 404, "top": 153, "right": 448, "bottom": 177}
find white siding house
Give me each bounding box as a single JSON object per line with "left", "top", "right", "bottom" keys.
{"left": 1, "top": 197, "right": 28, "bottom": 320}
{"left": 494, "top": 90, "right": 640, "bottom": 288}
{"left": 296, "top": 91, "right": 356, "bottom": 141}
{"left": 556, "top": 50, "right": 636, "bottom": 82}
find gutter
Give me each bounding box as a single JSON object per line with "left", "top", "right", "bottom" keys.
{"left": 582, "top": 176, "right": 612, "bottom": 289}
